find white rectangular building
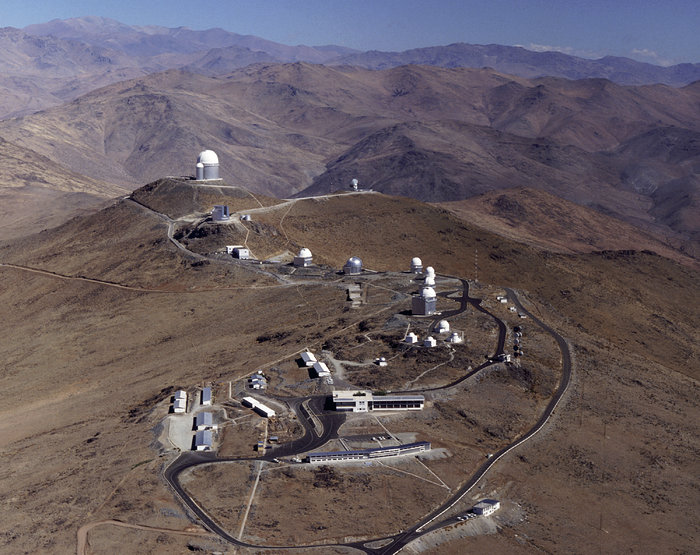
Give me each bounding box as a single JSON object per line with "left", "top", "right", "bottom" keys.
{"left": 173, "top": 398, "right": 187, "bottom": 413}
{"left": 301, "top": 351, "right": 318, "bottom": 367}
{"left": 473, "top": 499, "right": 500, "bottom": 516}
{"left": 332, "top": 390, "right": 424, "bottom": 412}
{"left": 242, "top": 396, "right": 276, "bottom": 418}
{"left": 233, "top": 247, "right": 251, "bottom": 259}
{"left": 174, "top": 390, "right": 187, "bottom": 401}
{"left": 313, "top": 361, "right": 331, "bottom": 377}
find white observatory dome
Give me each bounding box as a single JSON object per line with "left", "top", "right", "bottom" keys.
{"left": 298, "top": 247, "right": 312, "bottom": 258}
{"left": 436, "top": 319, "right": 450, "bottom": 333}
{"left": 197, "top": 150, "right": 219, "bottom": 165}
{"left": 424, "top": 275, "right": 435, "bottom": 286}
{"left": 411, "top": 257, "right": 422, "bottom": 266}
{"left": 421, "top": 286, "right": 436, "bottom": 299}
{"left": 425, "top": 266, "right": 435, "bottom": 278}
{"left": 344, "top": 256, "right": 363, "bottom": 274}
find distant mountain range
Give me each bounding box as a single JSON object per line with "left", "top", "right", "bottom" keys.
{"left": 0, "top": 17, "right": 697, "bottom": 254}
{"left": 0, "top": 16, "right": 697, "bottom": 118}
{"left": 1, "top": 62, "right": 697, "bottom": 248}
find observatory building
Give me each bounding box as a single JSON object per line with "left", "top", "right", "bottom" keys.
{"left": 195, "top": 150, "right": 221, "bottom": 181}
{"left": 435, "top": 319, "right": 450, "bottom": 333}
{"left": 410, "top": 257, "right": 423, "bottom": 274}
{"left": 412, "top": 285, "right": 437, "bottom": 316}
{"left": 294, "top": 247, "right": 313, "bottom": 267}
{"left": 211, "top": 205, "right": 230, "bottom": 221}
{"left": 344, "top": 256, "right": 363, "bottom": 275}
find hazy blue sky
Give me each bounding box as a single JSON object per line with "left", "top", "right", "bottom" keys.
{"left": 2, "top": 0, "right": 698, "bottom": 65}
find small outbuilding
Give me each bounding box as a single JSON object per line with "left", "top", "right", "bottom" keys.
{"left": 405, "top": 332, "right": 419, "bottom": 344}
{"left": 424, "top": 336, "right": 437, "bottom": 348}
{"left": 446, "top": 331, "right": 463, "bottom": 344}
{"left": 233, "top": 247, "right": 251, "bottom": 259}
{"left": 201, "top": 387, "right": 212, "bottom": 406}
{"left": 173, "top": 398, "right": 187, "bottom": 413}
{"left": 473, "top": 499, "right": 500, "bottom": 516}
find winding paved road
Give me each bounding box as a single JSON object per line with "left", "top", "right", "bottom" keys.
{"left": 161, "top": 283, "right": 573, "bottom": 554}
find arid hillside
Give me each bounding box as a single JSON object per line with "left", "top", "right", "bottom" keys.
{"left": 0, "top": 183, "right": 697, "bottom": 553}
{"left": 0, "top": 64, "right": 698, "bottom": 246}
{"left": 438, "top": 187, "right": 700, "bottom": 261}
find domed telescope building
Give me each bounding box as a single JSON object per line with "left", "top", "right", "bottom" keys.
{"left": 410, "top": 257, "right": 423, "bottom": 274}
{"left": 412, "top": 285, "right": 437, "bottom": 316}
{"left": 343, "top": 256, "right": 363, "bottom": 275}
{"left": 294, "top": 247, "right": 313, "bottom": 267}
{"left": 195, "top": 150, "right": 221, "bottom": 181}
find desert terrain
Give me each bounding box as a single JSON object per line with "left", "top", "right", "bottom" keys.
{"left": 0, "top": 179, "right": 696, "bottom": 554}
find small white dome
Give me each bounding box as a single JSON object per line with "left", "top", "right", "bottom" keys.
{"left": 411, "top": 257, "right": 422, "bottom": 266}
{"left": 421, "top": 286, "right": 436, "bottom": 299}
{"left": 298, "top": 247, "right": 312, "bottom": 258}
{"left": 425, "top": 266, "right": 435, "bottom": 277}
{"left": 196, "top": 162, "right": 204, "bottom": 168}
{"left": 424, "top": 275, "right": 435, "bottom": 286}
{"left": 197, "top": 150, "right": 219, "bottom": 165}
{"left": 436, "top": 319, "right": 450, "bottom": 332}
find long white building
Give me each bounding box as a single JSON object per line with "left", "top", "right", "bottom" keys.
{"left": 242, "top": 396, "right": 276, "bottom": 418}
{"left": 332, "top": 390, "right": 424, "bottom": 412}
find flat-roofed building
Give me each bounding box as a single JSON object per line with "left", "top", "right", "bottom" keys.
{"left": 473, "top": 499, "right": 500, "bottom": 516}
{"left": 173, "top": 398, "right": 187, "bottom": 413}
{"left": 308, "top": 441, "right": 430, "bottom": 463}
{"left": 196, "top": 411, "right": 214, "bottom": 430}
{"left": 201, "top": 387, "right": 212, "bottom": 406}
{"left": 301, "top": 351, "right": 317, "bottom": 367}
{"left": 313, "top": 361, "right": 331, "bottom": 377}
{"left": 194, "top": 430, "right": 213, "bottom": 451}
{"left": 332, "top": 390, "right": 424, "bottom": 412}
{"left": 174, "top": 390, "right": 187, "bottom": 401}
{"left": 242, "top": 396, "right": 276, "bottom": 418}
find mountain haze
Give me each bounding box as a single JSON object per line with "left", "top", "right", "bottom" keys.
{"left": 0, "top": 16, "right": 697, "bottom": 119}
{"left": 1, "top": 63, "right": 697, "bottom": 247}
